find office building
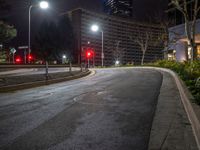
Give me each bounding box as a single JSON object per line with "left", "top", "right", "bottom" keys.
{"left": 66, "top": 8, "right": 164, "bottom": 66}
{"left": 104, "top": 0, "right": 133, "bottom": 17}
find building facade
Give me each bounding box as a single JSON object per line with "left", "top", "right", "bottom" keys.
{"left": 104, "top": 0, "right": 133, "bottom": 18}
{"left": 67, "top": 8, "right": 164, "bottom": 66}
{"left": 167, "top": 0, "right": 200, "bottom": 61}
{"left": 168, "top": 19, "right": 200, "bottom": 62}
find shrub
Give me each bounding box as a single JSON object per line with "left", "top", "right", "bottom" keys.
{"left": 149, "top": 60, "right": 200, "bottom": 105}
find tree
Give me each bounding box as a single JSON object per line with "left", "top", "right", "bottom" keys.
{"left": 112, "top": 40, "right": 125, "bottom": 64}
{"left": 34, "top": 15, "right": 75, "bottom": 63}
{"left": 170, "top": 0, "right": 200, "bottom": 60}
{"left": 154, "top": 13, "right": 181, "bottom": 59}
{"left": 35, "top": 20, "right": 59, "bottom": 61}
{"left": 57, "top": 15, "right": 75, "bottom": 62}
{"left": 0, "top": 0, "right": 16, "bottom": 44}
{"left": 0, "top": 21, "right": 17, "bottom": 44}
{"left": 130, "top": 30, "right": 153, "bottom": 65}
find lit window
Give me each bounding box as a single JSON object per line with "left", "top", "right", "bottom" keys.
{"left": 188, "top": 46, "right": 192, "bottom": 59}
{"left": 168, "top": 50, "right": 176, "bottom": 60}
{"left": 197, "top": 45, "right": 200, "bottom": 58}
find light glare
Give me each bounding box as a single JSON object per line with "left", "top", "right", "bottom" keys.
{"left": 115, "top": 60, "right": 120, "bottom": 65}
{"left": 62, "top": 55, "right": 66, "bottom": 59}
{"left": 91, "top": 25, "right": 99, "bottom": 32}
{"left": 40, "top": 1, "right": 49, "bottom": 9}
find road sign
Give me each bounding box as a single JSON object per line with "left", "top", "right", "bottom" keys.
{"left": 18, "top": 46, "right": 28, "bottom": 49}
{"left": 10, "top": 48, "right": 16, "bottom": 54}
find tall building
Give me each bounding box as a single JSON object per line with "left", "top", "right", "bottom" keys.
{"left": 104, "top": 0, "right": 133, "bottom": 18}
{"left": 65, "top": 8, "right": 164, "bottom": 66}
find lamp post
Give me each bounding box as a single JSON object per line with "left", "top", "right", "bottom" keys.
{"left": 28, "top": 1, "right": 49, "bottom": 63}
{"left": 91, "top": 24, "right": 104, "bottom": 67}
{"left": 62, "top": 55, "right": 66, "bottom": 64}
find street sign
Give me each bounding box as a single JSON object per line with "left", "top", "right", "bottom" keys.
{"left": 18, "top": 46, "right": 28, "bottom": 49}
{"left": 10, "top": 48, "right": 16, "bottom": 54}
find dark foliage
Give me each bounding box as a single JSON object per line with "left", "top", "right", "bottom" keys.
{"left": 150, "top": 60, "right": 200, "bottom": 105}
{"left": 34, "top": 15, "right": 75, "bottom": 63}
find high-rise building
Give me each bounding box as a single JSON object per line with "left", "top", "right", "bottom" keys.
{"left": 104, "top": 0, "right": 133, "bottom": 18}
{"left": 66, "top": 8, "right": 164, "bottom": 66}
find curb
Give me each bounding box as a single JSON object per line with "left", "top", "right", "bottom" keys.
{"left": 140, "top": 67, "right": 200, "bottom": 149}
{"left": 0, "top": 70, "right": 91, "bottom": 92}
{"left": 163, "top": 69, "right": 200, "bottom": 149}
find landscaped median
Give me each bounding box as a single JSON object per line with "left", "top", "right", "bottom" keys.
{"left": 0, "top": 70, "right": 91, "bottom": 92}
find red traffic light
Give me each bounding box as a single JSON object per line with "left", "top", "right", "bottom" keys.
{"left": 15, "top": 57, "right": 21, "bottom": 63}
{"left": 87, "top": 52, "right": 91, "bottom": 57}
{"left": 28, "top": 55, "right": 33, "bottom": 60}
{"left": 86, "top": 49, "right": 94, "bottom": 59}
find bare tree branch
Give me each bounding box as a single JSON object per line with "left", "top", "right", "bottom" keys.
{"left": 130, "top": 29, "right": 153, "bottom": 65}
{"left": 170, "top": 0, "right": 199, "bottom": 60}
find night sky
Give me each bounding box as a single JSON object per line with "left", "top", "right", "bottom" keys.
{"left": 1, "top": 0, "right": 168, "bottom": 47}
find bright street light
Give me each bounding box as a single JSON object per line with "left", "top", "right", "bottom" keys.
{"left": 39, "top": 1, "right": 49, "bottom": 9}
{"left": 62, "top": 55, "right": 66, "bottom": 59}
{"left": 115, "top": 60, "right": 120, "bottom": 66}
{"left": 91, "top": 25, "right": 99, "bottom": 32}
{"left": 91, "top": 24, "right": 104, "bottom": 67}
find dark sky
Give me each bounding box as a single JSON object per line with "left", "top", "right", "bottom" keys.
{"left": 1, "top": 0, "right": 168, "bottom": 47}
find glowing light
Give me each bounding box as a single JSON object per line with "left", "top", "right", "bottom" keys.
{"left": 91, "top": 25, "right": 99, "bottom": 32}
{"left": 115, "top": 60, "right": 120, "bottom": 65}
{"left": 39, "top": 1, "right": 49, "bottom": 9}
{"left": 16, "top": 57, "right": 21, "bottom": 63}
{"left": 62, "top": 55, "right": 66, "bottom": 59}
{"left": 87, "top": 52, "right": 91, "bottom": 57}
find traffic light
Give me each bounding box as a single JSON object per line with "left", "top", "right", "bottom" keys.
{"left": 15, "top": 57, "right": 21, "bottom": 63}
{"left": 28, "top": 54, "right": 33, "bottom": 61}
{"left": 86, "top": 51, "right": 91, "bottom": 58}
{"left": 86, "top": 49, "right": 94, "bottom": 59}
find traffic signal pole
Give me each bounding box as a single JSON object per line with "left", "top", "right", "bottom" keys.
{"left": 88, "top": 58, "right": 90, "bottom": 68}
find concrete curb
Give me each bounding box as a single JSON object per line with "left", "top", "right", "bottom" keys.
{"left": 0, "top": 70, "right": 91, "bottom": 92}
{"left": 140, "top": 67, "right": 200, "bottom": 149}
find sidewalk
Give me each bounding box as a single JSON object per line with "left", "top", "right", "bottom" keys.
{"left": 148, "top": 71, "right": 198, "bottom": 150}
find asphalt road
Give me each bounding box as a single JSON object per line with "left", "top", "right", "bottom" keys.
{"left": 0, "top": 68, "right": 163, "bottom": 150}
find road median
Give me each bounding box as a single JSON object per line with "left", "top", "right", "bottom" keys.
{"left": 0, "top": 70, "right": 91, "bottom": 92}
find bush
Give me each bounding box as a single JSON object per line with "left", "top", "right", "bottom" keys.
{"left": 149, "top": 60, "right": 200, "bottom": 105}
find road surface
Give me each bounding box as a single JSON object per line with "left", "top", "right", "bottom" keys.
{"left": 0, "top": 68, "right": 162, "bottom": 150}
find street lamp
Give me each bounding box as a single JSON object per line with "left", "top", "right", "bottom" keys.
{"left": 62, "top": 55, "right": 67, "bottom": 64}
{"left": 28, "top": 1, "right": 49, "bottom": 63}
{"left": 91, "top": 24, "right": 104, "bottom": 67}
{"left": 115, "top": 60, "right": 120, "bottom": 66}
{"left": 39, "top": 1, "right": 49, "bottom": 9}
{"left": 62, "top": 55, "right": 66, "bottom": 59}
